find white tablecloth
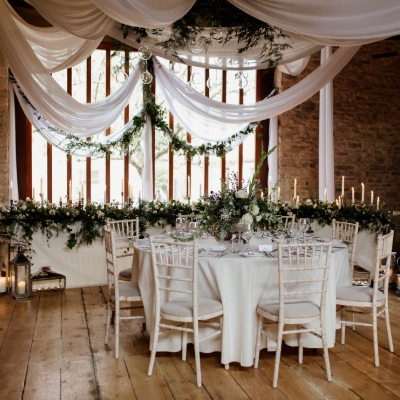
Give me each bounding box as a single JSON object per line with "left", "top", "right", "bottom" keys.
{"left": 134, "top": 236, "right": 352, "bottom": 366}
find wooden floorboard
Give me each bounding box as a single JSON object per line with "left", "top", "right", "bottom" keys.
{"left": 0, "top": 288, "right": 400, "bottom": 399}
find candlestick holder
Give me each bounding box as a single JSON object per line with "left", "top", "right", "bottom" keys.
{"left": 9, "top": 200, "right": 13, "bottom": 208}
{"left": 81, "top": 198, "right": 84, "bottom": 206}
{"left": 59, "top": 201, "right": 63, "bottom": 207}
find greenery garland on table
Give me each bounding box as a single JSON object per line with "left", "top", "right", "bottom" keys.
{"left": 0, "top": 196, "right": 392, "bottom": 257}
{"left": 121, "top": 0, "right": 291, "bottom": 68}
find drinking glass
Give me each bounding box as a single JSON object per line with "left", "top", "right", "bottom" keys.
{"left": 175, "top": 217, "right": 184, "bottom": 236}
{"left": 189, "top": 221, "right": 198, "bottom": 237}
{"left": 287, "top": 222, "right": 299, "bottom": 244}
{"left": 299, "top": 218, "right": 310, "bottom": 242}
{"left": 242, "top": 224, "right": 254, "bottom": 251}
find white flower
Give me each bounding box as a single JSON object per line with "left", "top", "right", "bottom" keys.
{"left": 154, "top": 205, "right": 159, "bottom": 209}
{"left": 256, "top": 215, "right": 262, "bottom": 222}
{"left": 26, "top": 197, "right": 31, "bottom": 201}
{"left": 153, "top": 210, "right": 157, "bottom": 214}
{"left": 49, "top": 209, "right": 56, "bottom": 215}
{"left": 313, "top": 203, "right": 317, "bottom": 209}
{"left": 96, "top": 211, "right": 104, "bottom": 218}
{"left": 241, "top": 213, "right": 253, "bottom": 224}
{"left": 21, "top": 205, "right": 27, "bottom": 211}
{"left": 250, "top": 204, "right": 259, "bottom": 216}
{"left": 66, "top": 212, "right": 70, "bottom": 216}
{"left": 305, "top": 199, "right": 312, "bottom": 205}
{"left": 236, "top": 189, "right": 248, "bottom": 199}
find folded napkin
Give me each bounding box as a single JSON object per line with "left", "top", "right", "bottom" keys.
{"left": 240, "top": 252, "right": 265, "bottom": 258}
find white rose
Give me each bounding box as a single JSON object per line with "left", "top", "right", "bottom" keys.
{"left": 66, "top": 212, "right": 70, "bottom": 216}
{"left": 153, "top": 210, "right": 157, "bottom": 214}
{"left": 241, "top": 213, "right": 253, "bottom": 224}
{"left": 21, "top": 205, "right": 27, "bottom": 210}
{"left": 256, "top": 215, "right": 262, "bottom": 222}
{"left": 250, "top": 204, "right": 259, "bottom": 215}
{"left": 305, "top": 199, "right": 312, "bottom": 205}
{"left": 236, "top": 189, "right": 248, "bottom": 199}
{"left": 313, "top": 204, "right": 317, "bottom": 209}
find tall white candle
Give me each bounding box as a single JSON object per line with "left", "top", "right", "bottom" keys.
{"left": 277, "top": 186, "right": 280, "bottom": 200}
{"left": 294, "top": 179, "right": 297, "bottom": 199}
{"left": 268, "top": 176, "right": 272, "bottom": 196}
{"left": 40, "top": 177, "right": 43, "bottom": 194}
{"left": 296, "top": 195, "right": 299, "bottom": 208}
{"left": 371, "top": 191, "right": 374, "bottom": 204}
{"left": 361, "top": 183, "right": 364, "bottom": 203}
{"left": 32, "top": 187, "right": 35, "bottom": 201}
{"left": 59, "top": 196, "right": 62, "bottom": 203}
{"left": 377, "top": 197, "right": 380, "bottom": 210}
{"left": 352, "top": 187, "right": 355, "bottom": 204}
{"left": 9, "top": 181, "right": 12, "bottom": 200}
{"left": 68, "top": 180, "right": 72, "bottom": 201}
{"left": 121, "top": 179, "right": 124, "bottom": 193}
{"left": 341, "top": 176, "right": 344, "bottom": 197}
{"left": 323, "top": 188, "right": 327, "bottom": 203}
{"left": 104, "top": 186, "right": 107, "bottom": 204}
{"left": 188, "top": 176, "right": 191, "bottom": 198}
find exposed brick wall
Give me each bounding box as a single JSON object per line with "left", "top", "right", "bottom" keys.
{"left": 276, "top": 40, "right": 400, "bottom": 252}
{"left": 0, "top": 49, "right": 9, "bottom": 204}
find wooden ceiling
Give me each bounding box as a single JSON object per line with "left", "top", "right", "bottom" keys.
{"left": 8, "top": 0, "right": 52, "bottom": 27}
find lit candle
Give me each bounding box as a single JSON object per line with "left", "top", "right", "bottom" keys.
{"left": 69, "top": 180, "right": 72, "bottom": 201}
{"left": 260, "top": 191, "right": 264, "bottom": 199}
{"left": 121, "top": 179, "right": 124, "bottom": 193}
{"left": 361, "top": 183, "right": 364, "bottom": 203}
{"left": 0, "top": 277, "right": 6, "bottom": 292}
{"left": 268, "top": 176, "right": 272, "bottom": 196}
{"left": 40, "top": 177, "right": 43, "bottom": 194}
{"left": 323, "top": 188, "right": 327, "bottom": 203}
{"left": 9, "top": 181, "right": 12, "bottom": 200}
{"left": 296, "top": 195, "right": 299, "bottom": 207}
{"left": 59, "top": 196, "right": 62, "bottom": 203}
{"left": 371, "top": 191, "right": 374, "bottom": 205}
{"left": 188, "top": 176, "right": 191, "bottom": 198}
{"left": 294, "top": 179, "right": 297, "bottom": 199}
{"left": 32, "top": 187, "right": 35, "bottom": 201}
{"left": 277, "top": 186, "right": 280, "bottom": 200}
{"left": 352, "top": 187, "right": 355, "bottom": 204}
{"left": 341, "top": 176, "right": 344, "bottom": 197}
{"left": 17, "top": 280, "right": 26, "bottom": 295}
{"left": 377, "top": 197, "right": 380, "bottom": 210}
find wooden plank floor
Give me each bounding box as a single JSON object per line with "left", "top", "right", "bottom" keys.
{"left": 1, "top": 287, "right": 400, "bottom": 399}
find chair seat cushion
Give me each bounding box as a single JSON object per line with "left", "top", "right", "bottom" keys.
{"left": 336, "top": 286, "right": 385, "bottom": 303}
{"left": 161, "top": 296, "right": 223, "bottom": 318}
{"left": 110, "top": 282, "right": 141, "bottom": 298}
{"left": 257, "top": 299, "right": 320, "bottom": 319}
{"left": 119, "top": 268, "right": 132, "bottom": 280}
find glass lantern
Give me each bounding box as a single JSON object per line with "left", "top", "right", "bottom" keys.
{"left": 10, "top": 247, "right": 31, "bottom": 299}
{"left": 31, "top": 267, "right": 66, "bottom": 292}
{"left": 0, "top": 233, "right": 11, "bottom": 297}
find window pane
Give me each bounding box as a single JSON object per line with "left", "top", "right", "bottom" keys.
{"left": 52, "top": 146, "right": 67, "bottom": 202}
{"left": 31, "top": 130, "right": 47, "bottom": 201}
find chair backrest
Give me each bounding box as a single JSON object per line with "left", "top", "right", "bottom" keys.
{"left": 277, "top": 241, "right": 333, "bottom": 320}
{"left": 104, "top": 225, "right": 119, "bottom": 295}
{"left": 373, "top": 230, "right": 394, "bottom": 297}
{"left": 332, "top": 219, "right": 359, "bottom": 273}
{"left": 279, "top": 215, "right": 295, "bottom": 227}
{"left": 149, "top": 237, "right": 198, "bottom": 318}
{"left": 107, "top": 218, "right": 139, "bottom": 242}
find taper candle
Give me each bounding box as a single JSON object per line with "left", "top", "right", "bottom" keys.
{"left": 32, "top": 187, "right": 35, "bottom": 201}
{"left": 104, "top": 186, "right": 107, "bottom": 204}
{"left": 323, "top": 188, "right": 327, "bottom": 203}
{"left": 294, "top": 179, "right": 297, "bottom": 199}
{"left": 268, "top": 176, "right": 272, "bottom": 196}
{"left": 40, "top": 177, "right": 43, "bottom": 194}
{"left": 341, "top": 176, "right": 344, "bottom": 197}
{"left": 9, "top": 181, "right": 12, "bottom": 200}
{"left": 121, "top": 179, "right": 124, "bottom": 192}
{"left": 68, "top": 180, "right": 72, "bottom": 201}
{"left": 352, "top": 187, "right": 354, "bottom": 204}
{"left": 361, "top": 183, "right": 364, "bottom": 203}
{"left": 277, "top": 186, "right": 280, "bottom": 200}
{"left": 371, "top": 191, "right": 374, "bottom": 205}
{"left": 377, "top": 197, "right": 380, "bottom": 210}
{"left": 188, "top": 176, "right": 191, "bottom": 198}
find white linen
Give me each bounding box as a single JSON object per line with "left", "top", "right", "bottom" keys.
{"left": 319, "top": 47, "right": 335, "bottom": 202}
{"left": 26, "top": 0, "right": 114, "bottom": 40}
{"left": 134, "top": 236, "right": 352, "bottom": 366}
{"left": 92, "top": 0, "right": 195, "bottom": 28}
{"left": 7, "top": 1, "right": 101, "bottom": 73}
{"left": 228, "top": 0, "right": 400, "bottom": 45}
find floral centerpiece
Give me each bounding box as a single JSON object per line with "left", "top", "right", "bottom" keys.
{"left": 194, "top": 149, "right": 281, "bottom": 239}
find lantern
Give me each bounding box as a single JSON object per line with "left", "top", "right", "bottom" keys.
{"left": 0, "top": 233, "right": 11, "bottom": 296}
{"left": 10, "top": 247, "right": 31, "bottom": 299}
{"left": 31, "top": 267, "right": 66, "bottom": 292}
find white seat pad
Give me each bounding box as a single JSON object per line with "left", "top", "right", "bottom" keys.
{"left": 110, "top": 282, "right": 141, "bottom": 298}
{"left": 161, "top": 296, "right": 223, "bottom": 317}
{"left": 336, "top": 286, "right": 385, "bottom": 303}
{"left": 119, "top": 268, "right": 132, "bottom": 279}
{"left": 258, "top": 299, "right": 320, "bottom": 319}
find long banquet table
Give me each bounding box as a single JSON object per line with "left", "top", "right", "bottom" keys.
{"left": 133, "top": 236, "right": 352, "bottom": 367}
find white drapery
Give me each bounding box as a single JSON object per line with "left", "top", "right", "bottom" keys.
{"left": 268, "top": 116, "right": 278, "bottom": 192}
{"left": 8, "top": 81, "right": 19, "bottom": 201}
{"left": 319, "top": 47, "right": 335, "bottom": 202}
{"left": 142, "top": 119, "right": 153, "bottom": 201}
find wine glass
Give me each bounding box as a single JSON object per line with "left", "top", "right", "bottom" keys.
{"left": 287, "top": 222, "right": 299, "bottom": 245}
{"left": 242, "top": 224, "right": 254, "bottom": 252}
{"left": 299, "top": 218, "right": 310, "bottom": 242}
{"left": 175, "top": 217, "right": 184, "bottom": 236}
{"left": 189, "top": 221, "right": 198, "bottom": 237}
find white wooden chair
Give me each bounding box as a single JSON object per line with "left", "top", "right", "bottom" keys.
{"left": 104, "top": 225, "right": 144, "bottom": 359}
{"left": 254, "top": 241, "right": 333, "bottom": 388}
{"left": 279, "top": 215, "right": 295, "bottom": 227}
{"left": 332, "top": 219, "right": 359, "bottom": 274}
{"left": 336, "top": 230, "right": 394, "bottom": 366}
{"left": 107, "top": 218, "right": 139, "bottom": 281}
{"left": 148, "top": 237, "right": 225, "bottom": 387}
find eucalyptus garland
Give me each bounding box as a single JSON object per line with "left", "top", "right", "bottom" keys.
{"left": 121, "top": 0, "right": 291, "bottom": 68}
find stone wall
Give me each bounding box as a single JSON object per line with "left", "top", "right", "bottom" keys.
{"left": 0, "top": 49, "right": 8, "bottom": 203}
{"left": 276, "top": 40, "right": 400, "bottom": 252}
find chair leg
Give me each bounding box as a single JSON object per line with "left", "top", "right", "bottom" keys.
{"left": 148, "top": 319, "right": 160, "bottom": 376}
{"left": 341, "top": 306, "right": 346, "bottom": 344}
{"left": 272, "top": 323, "right": 284, "bottom": 389}
{"left": 105, "top": 300, "right": 111, "bottom": 345}
{"left": 115, "top": 303, "right": 120, "bottom": 359}
{"left": 321, "top": 318, "right": 332, "bottom": 382}
{"left": 298, "top": 332, "right": 304, "bottom": 364}
{"left": 182, "top": 323, "right": 188, "bottom": 361}
{"left": 254, "top": 314, "right": 264, "bottom": 369}
{"left": 352, "top": 306, "right": 356, "bottom": 331}
{"left": 194, "top": 326, "right": 202, "bottom": 387}
{"left": 372, "top": 306, "right": 379, "bottom": 367}
{"left": 384, "top": 302, "right": 394, "bottom": 353}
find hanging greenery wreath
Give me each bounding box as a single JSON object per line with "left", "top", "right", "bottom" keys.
{"left": 120, "top": 0, "right": 291, "bottom": 68}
